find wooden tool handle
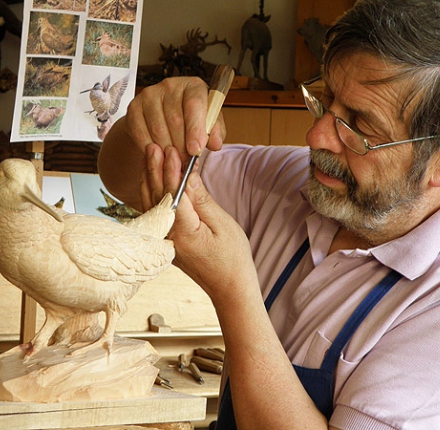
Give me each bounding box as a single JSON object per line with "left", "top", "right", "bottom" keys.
{"left": 194, "top": 347, "right": 224, "bottom": 362}
{"left": 171, "top": 64, "right": 234, "bottom": 210}
{"left": 188, "top": 362, "right": 204, "bottom": 385}
{"left": 190, "top": 356, "right": 223, "bottom": 374}
{"left": 206, "top": 64, "right": 235, "bottom": 134}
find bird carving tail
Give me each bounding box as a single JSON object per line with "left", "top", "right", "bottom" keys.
{"left": 125, "top": 193, "right": 175, "bottom": 239}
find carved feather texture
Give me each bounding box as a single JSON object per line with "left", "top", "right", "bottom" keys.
{"left": 0, "top": 159, "right": 175, "bottom": 356}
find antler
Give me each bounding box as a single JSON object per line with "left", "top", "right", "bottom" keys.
{"left": 181, "top": 27, "right": 231, "bottom": 56}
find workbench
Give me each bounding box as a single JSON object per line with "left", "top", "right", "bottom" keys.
{"left": 0, "top": 388, "right": 206, "bottom": 429}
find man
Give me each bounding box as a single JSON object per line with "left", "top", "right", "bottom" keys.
{"left": 98, "top": 0, "right": 440, "bottom": 428}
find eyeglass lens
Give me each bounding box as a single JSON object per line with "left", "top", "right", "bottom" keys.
{"left": 302, "top": 85, "right": 367, "bottom": 155}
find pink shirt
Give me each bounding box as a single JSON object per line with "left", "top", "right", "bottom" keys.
{"left": 200, "top": 144, "right": 440, "bottom": 430}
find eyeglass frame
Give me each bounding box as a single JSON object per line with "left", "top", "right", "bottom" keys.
{"left": 300, "top": 78, "right": 440, "bottom": 156}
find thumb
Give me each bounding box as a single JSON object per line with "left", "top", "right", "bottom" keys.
{"left": 170, "top": 170, "right": 225, "bottom": 239}
{"left": 185, "top": 171, "right": 219, "bottom": 222}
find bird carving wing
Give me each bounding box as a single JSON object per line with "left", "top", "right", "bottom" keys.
{"left": 108, "top": 74, "right": 129, "bottom": 115}
{"left": 60, "top": 215, "right": 174, "bottom": 284}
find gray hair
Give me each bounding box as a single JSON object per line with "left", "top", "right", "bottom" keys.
{"left": 323, "top": 0, "right": 440, "bottom": 174}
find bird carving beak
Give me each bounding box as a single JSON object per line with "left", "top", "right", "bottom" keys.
{"left": 22, "top": 185, "right": 64, "bottom": 222}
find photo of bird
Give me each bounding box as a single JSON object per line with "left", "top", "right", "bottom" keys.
{"left": 95, "top": 31, "right": 131, "bottom": 57}
{"left": 25, "top": 103, "right": 65, "bottom": 128}
{"left": 37, "top": 16, "right": 77, "bottom": 55}
{"left": 82, "top": 21, "right": 133, "bottom": 68}
{"left": 32, "top": 0, "right": 86, "bottom": 13}
{"left": 80, "top": 73, "right": 129, "bottom": 122}
{"left": 88, "top": 0, "right": 137, "bottom": 22}
{"left": 23, "top": 58, "right": 72, "bottom": 97}
{"left": 0, "top": 158, "right": 175, "bottom": 357}
{"left": 26, "top": 12, "right": 78, "bottom": 56}
{"left": 20, "top": 100, "right": 67, "bottom": 135}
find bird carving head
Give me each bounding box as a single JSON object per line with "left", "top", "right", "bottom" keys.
{"left": 0, "top": 159, "right": 63, "bottom": 222}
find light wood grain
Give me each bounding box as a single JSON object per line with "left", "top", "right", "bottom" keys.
{"left": 0, "top": 265, "right": 219, "bottom": 342}
{"left": 0, "top": 388, "right": 206, "bottom": 429}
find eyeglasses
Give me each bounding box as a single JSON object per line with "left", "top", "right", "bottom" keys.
{"left": 300, "top": 80, "right": 440, "bottom": 156}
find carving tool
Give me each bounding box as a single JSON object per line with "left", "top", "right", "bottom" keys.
{"left": 155, "top": 374, "right": 173, "bottom": 390}
{"left": 178, "top": 353, "right": 187, "bottom": 372}
{"left": 188, "top": 362, "right": 205, "bottom": 385}
{"left": 171, "top": 64, "right": 235, "bottom": 210}
{"left": 190, "top": 355, "right": 223, "bottom": 374}
{"left": 194, "top": 347, "right": 224, "bottom": 362}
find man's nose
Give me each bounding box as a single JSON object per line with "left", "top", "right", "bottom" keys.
{"left": 305, "top": 112, "right": 345, "bottom": 154}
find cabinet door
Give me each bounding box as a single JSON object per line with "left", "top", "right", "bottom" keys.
{"left": 222, "top": 107, "right": 271, "bottom": 146}
{"left": 270, "top": 109, "right": 314, "bottom": 146}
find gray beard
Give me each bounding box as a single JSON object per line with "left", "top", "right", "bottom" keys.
{"left": 307, "top": 149, "right": 424, "bottom": 233}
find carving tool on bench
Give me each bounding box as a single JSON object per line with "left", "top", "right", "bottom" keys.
{"left": 155, "top": 374, "right": 173, "bottom": 390}
{"left": 194, "top": 347, "right": 225, "bottom": 362}
{"left": 188, "top": 362, "right": 205, "bottom": 385}
{"left": 190, "top": 355, "right": 223, "bottom": 374}
{"left": 178, "top": 353, "right": 187, "bottom": 372}
{"left": 171, "top": 64, "right": 235, "bottom": 210}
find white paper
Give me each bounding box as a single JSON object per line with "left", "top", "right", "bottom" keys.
{"left": 10, "top": 0, "right": 143, "bottom": 143}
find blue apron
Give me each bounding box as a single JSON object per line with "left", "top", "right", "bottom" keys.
{"left": 215, "top": 238, "right": 402, "bottom": 428}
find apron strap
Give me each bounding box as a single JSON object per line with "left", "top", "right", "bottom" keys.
{"left": 321, "top": 269, "right": 402, "bottom": 373}
{"left": 265, "top": 237, "right": 310, "bottom": 312}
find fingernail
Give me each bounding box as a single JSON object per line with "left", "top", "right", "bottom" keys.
{"left": 188, "top": 141, "right": 202, "bottom": 156}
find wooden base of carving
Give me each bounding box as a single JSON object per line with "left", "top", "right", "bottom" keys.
{"left": 0, "top": 336, "right": 160, "bottom": 403}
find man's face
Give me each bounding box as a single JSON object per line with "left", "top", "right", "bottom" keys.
{"left": 306, "top": 53, "right": 428, "bottom": 235}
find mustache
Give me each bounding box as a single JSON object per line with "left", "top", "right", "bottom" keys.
{"left": 309, "top": 149, "right": 357, "bottom": 188}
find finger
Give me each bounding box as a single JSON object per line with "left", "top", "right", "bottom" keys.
{"left": 207, "top": 115, "right": 226, "bottom": 152}
{"left": 142, "top": 88, "right": 174, "bottom": 149}
{"left": 132, "top": 82, "right": 180, "bottom": 150}
{"left": 163, "top": 145, "right": 184, "bottom": 195}
{"left": 161, "top": 80, "right": 187, "bottom": 158}
{"left": 182, "top": 79, "right": 211, "bottom": 156}
{"left": 140, "top": 143, "right": 165, "bottom": 209}
{"left": 125, "top": 90, "right": 156, "bottom": 147}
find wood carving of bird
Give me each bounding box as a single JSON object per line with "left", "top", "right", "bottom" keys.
{"left": 0, "top": 158, "right": 175, "bottom": 357}
{"left": 81, "top": 74, "right": 129, "bottom": 122}
{"left": 26, "top": 103, "right": 65, "bottom": 128}
{"left": 37, "top": 17, "right": 76, "bottom": 55}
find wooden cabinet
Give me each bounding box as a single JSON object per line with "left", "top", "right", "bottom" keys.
{"left": 222, "top": 89, "right": 314, "bottom": 147}
{"left": 270, "top": 109, "right": 313, "bottom": 146}
{"left": 222, "top": 107, "right": 313, "bottom": 146}
{"left": 222, "top": 107, "right": 271, "bottom": 146}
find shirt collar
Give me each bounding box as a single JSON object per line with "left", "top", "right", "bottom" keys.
{"left": 371, "top": 209, "right": 440, "bottom": 280}
{"left": 301, "top": 186, "right": 440, "bottom": 280}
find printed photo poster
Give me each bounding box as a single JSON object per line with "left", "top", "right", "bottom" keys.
{"left": 10, "top": 0, "right": 143, "bottom": 142}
